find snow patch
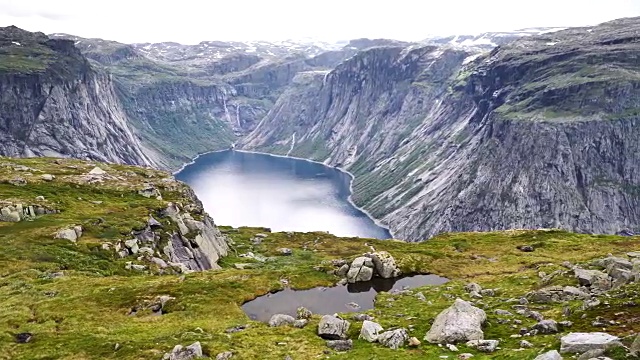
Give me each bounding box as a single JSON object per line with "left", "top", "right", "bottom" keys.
{"left": 11, "top": 41, "right": 21, "bottom": 46}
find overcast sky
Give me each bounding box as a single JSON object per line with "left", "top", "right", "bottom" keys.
{"left": 1, "top": 0, "right": 639, "bottom": 44}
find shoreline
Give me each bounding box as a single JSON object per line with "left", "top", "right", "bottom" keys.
{"left": 173, "top": 148, "right": 397, "bottom": 240}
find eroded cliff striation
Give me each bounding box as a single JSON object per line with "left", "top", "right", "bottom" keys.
{"left": 242, "top": 18, "right": 640, "bottom": 241}
{"left": 0, "top": 26, "right": 156, "bottom": 167}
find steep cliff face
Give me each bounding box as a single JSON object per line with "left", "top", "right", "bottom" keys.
{"left": 0, "top": 26, "right": 156, "bottom": 167}
{"left": 118, "top": 79, "right": 267, "bottom": 168}
{"left": 243, "top": 17, "right": 640, "bottom": 241}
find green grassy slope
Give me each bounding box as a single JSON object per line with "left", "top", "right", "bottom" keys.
{"left": 0, "top": 157, "right": 638, "bottom": 359}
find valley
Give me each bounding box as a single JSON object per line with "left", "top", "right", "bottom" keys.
{"left": 0, "top": 13, "right": 640, "bottom": 360}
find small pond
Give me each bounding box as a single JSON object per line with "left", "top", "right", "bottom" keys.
{"left": 242, "top": 274, "right": 449, "bottom": 322}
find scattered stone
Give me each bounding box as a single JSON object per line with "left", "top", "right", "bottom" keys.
{"left": 352, "top": 313, "right": 373, "bottom": 321}
{"left": 233, "top": 263, "right": 256, "bottom": 270}
{"left": 15, "top": 333, "right": 33, "bottom": 343}
{"left": 559, "top": 321, "right": 573, "bottom": 328}
{"left": 533, "top": 320, "right": 559, "bottom": 334}
{"left": 425, "top": 298, "right": 487, "bottom": 344}
{"left": 88, "top": 167, "right": 106, "bottom": 175}
{"left": 41, "top": 174, "right": 55, "bottom": 181}
{"left": 446, "top": 344, "right": 459, "bottom": 352}
{"left": 577, "top": 349, "right": 605, "bottom": 360}
{"left": 293, "top": 319, "right": 308, "bottom": 328}
{"left": 415, "top": 292, "right": 426, "bottom": 301}
{"left": 528, "top": 311, "right": 544, "bottom": 322}
{"left": 359, "top": 320, "right": 384, "bottom": 342}
{"left": 378, "top": 328, "right": 409, "bottom": 349}
{"left": 495, "top": 309, "right": 513, "bottom": 316}
{"left": 560, "top": 332, "right": 621, "bottom": 354}
{"left": 346, "top": 257, "right": 374, "bottom": 283}
{"left": 533, "top": 350, "right": 562, "bottom": 360}
{"left": 254, "top": 233, "right": 268, "bottom": 238}
{"left": 480, "top": 289, "right": 495, "bottom": 297}
{"left": 216, "top": 352, "right": 233, "bottom": 360}
{"left": 225, "top": 325, "right": 248, "bottom": 333}
{"left": 582, "top": 298, "right": 601, "bottom": 310}
{"left": 296, "top": 307, "right": 312, "bottom": 320}
{"left": 124, "top": 239, "right": 139, "bottom": 255}
{"left": 520, "top": 340, "right": 533, "bottom": 348}
{"left": 465, "top": 283, "right": 482, "bottom": 294}
{"left": 408, "top": 337, "right": 421, "bottom": 347}
{"left": 517, "top": 245, "right": 535, "bottom": 252}
{"left": 318, "top": 315, "right": 350, "bottom": 340}
{"left": 630, "top": 332, "right": 640, "bottom": 357}
{"left": 326, "top": 340, "right": 352, "bottom": 352}
{"left": 269, "top": 314, "right": 295, "bottom": 327}
{"left": 54, "top": 228, "right": 79, "bottom": 242}
{"left": 458, "top": 354, "right": 474, "bottom": 359}
{"left": 125, "top": 262, "right": 146, "bottom": 271}
{"left": 278, "top": 248, "right": 292, "bottom": 256}
{"left": 465, "top": 339, "right": 499, "bottom": 353}
{"left": 162, "top": 342, "right": 203, "bottom": 360}
{"left": 8, "top": 177, "right": 27, "bottom": 186}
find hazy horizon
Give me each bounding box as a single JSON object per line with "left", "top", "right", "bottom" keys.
{"left": 1, "top": 0, "right": 639, "bottom": 44}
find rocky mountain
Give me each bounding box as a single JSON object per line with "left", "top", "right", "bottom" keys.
{"left": 0, "top": 26, "right": 156, "bottom": 167}
{"left": 422, "top": 27, "right": 566, "bottom": 49}
{"left": 241, "top": 17, "right": 640, "bottom": 241}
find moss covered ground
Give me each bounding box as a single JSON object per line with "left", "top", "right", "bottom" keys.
{"left": 0, "top": 157, "right": 638, "bottom": 359}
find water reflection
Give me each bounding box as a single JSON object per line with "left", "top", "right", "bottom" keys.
{"left": 242, "top": 274, "right": 449, "bottom": 322}
{"left": 175, "top": 150, "right": 391, "bottom": 239}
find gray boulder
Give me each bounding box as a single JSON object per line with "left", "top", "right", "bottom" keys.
{"left": 162, "top": 342, "right": 203, "bottom": 360}
{"left": 574, "top": 268, "right": 612, "bottom": 291}
{"left": 296, "top": 307, "right": 312, "bottom": 320}
{"left": 335, "top": 264, "right": 350, "bottom": 277}
{"left": 293, "top": 319, "right": 308, "bottom": 328}
{"left": 347, "top": 257, "right": 374, "bottom": 283}
{"left": 465, "top": 283, "right": 482, "bottom": 294}
{"left": 533, "top": 320, "right": 559, "bottom": 334}
{"left": 466, "top": 339, "right": 499, "bottom": 353}
{"left": 41, "top": 174, "right": 55, "bottom": 181}
{"left": 278, "top": 248, "right": 293, "bottom": 256}
{"left": 424, "top": 298, "right": 487, "bottom": 344}
{"left": 359, "top": 320, "right": 384, "bottom": 342}
{"left": 533, "top": 350, "right": 562, "bottom": 360}
{"left": 269, "top": 314, "right": 295, "bottom": 327}
{"left": 318, "top": 315, "right": 350, "bottom": 340}
{"left": 326, "top": 339, "right": 352, "bottom": 351}
{"left": 577, "top": 349, "right": 605, "bottom": 360}
{"left": 216, "top": 352, "right": 233, "bottom": 360}
{"left": 367, "top": 251, "right": 400, "bottom": 278}
{"left": 55, "top": 228, "right": 79, "bottom": 242}
{"left": 378, "top": 328, "right": 408, "bottom": 349}
{"left": 560, "top": 332, "right": 621, "bottom": 354}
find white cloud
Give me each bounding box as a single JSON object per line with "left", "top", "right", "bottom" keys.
{"left": 0, "top": 0, "right": 638, "bottom": 43}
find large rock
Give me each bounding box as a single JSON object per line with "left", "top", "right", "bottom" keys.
{"left": 533, "top": 320, "right": 559, "bottom": 334}
{"left": 346, "top": 257, "right": 374, "bottom": 283}
{"left": 424, "top": 298, "right": 487, "bottom": 344}
{"left": 55, "top": 228, "right": 79, "bottom": 242}
{"left": 560, "top": 333, "right": 621, "bottom": 354}
{"left": 378, "top": 328, "right": 408, "bottom": 349}
{"left": 367, "top": 251, "right": 400, "bottom": 278}
{"left": 534, "top": 350, "right": 563, "bottom": 360}
{"left": 359, "top": 320, "right": 384, "bottom": 342}
{"left": 269, "top": 314, "right": 295, "bottom": 327}
{"left": 318, "top": 315, "right": 350, "bottom": 340}
{"left": 162, "top": 342, "right": 203, "bottom": 360}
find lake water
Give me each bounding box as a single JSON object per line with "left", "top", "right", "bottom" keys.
{"left": 242, "top": 274, "right": 450, "bottom": 322}
{"left": 175, "top": 150, "right": 391, "bottom": 239}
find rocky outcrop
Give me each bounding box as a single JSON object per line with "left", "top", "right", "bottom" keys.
{"left": 162, "top": 342, "right": 203, "bottom": 360}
